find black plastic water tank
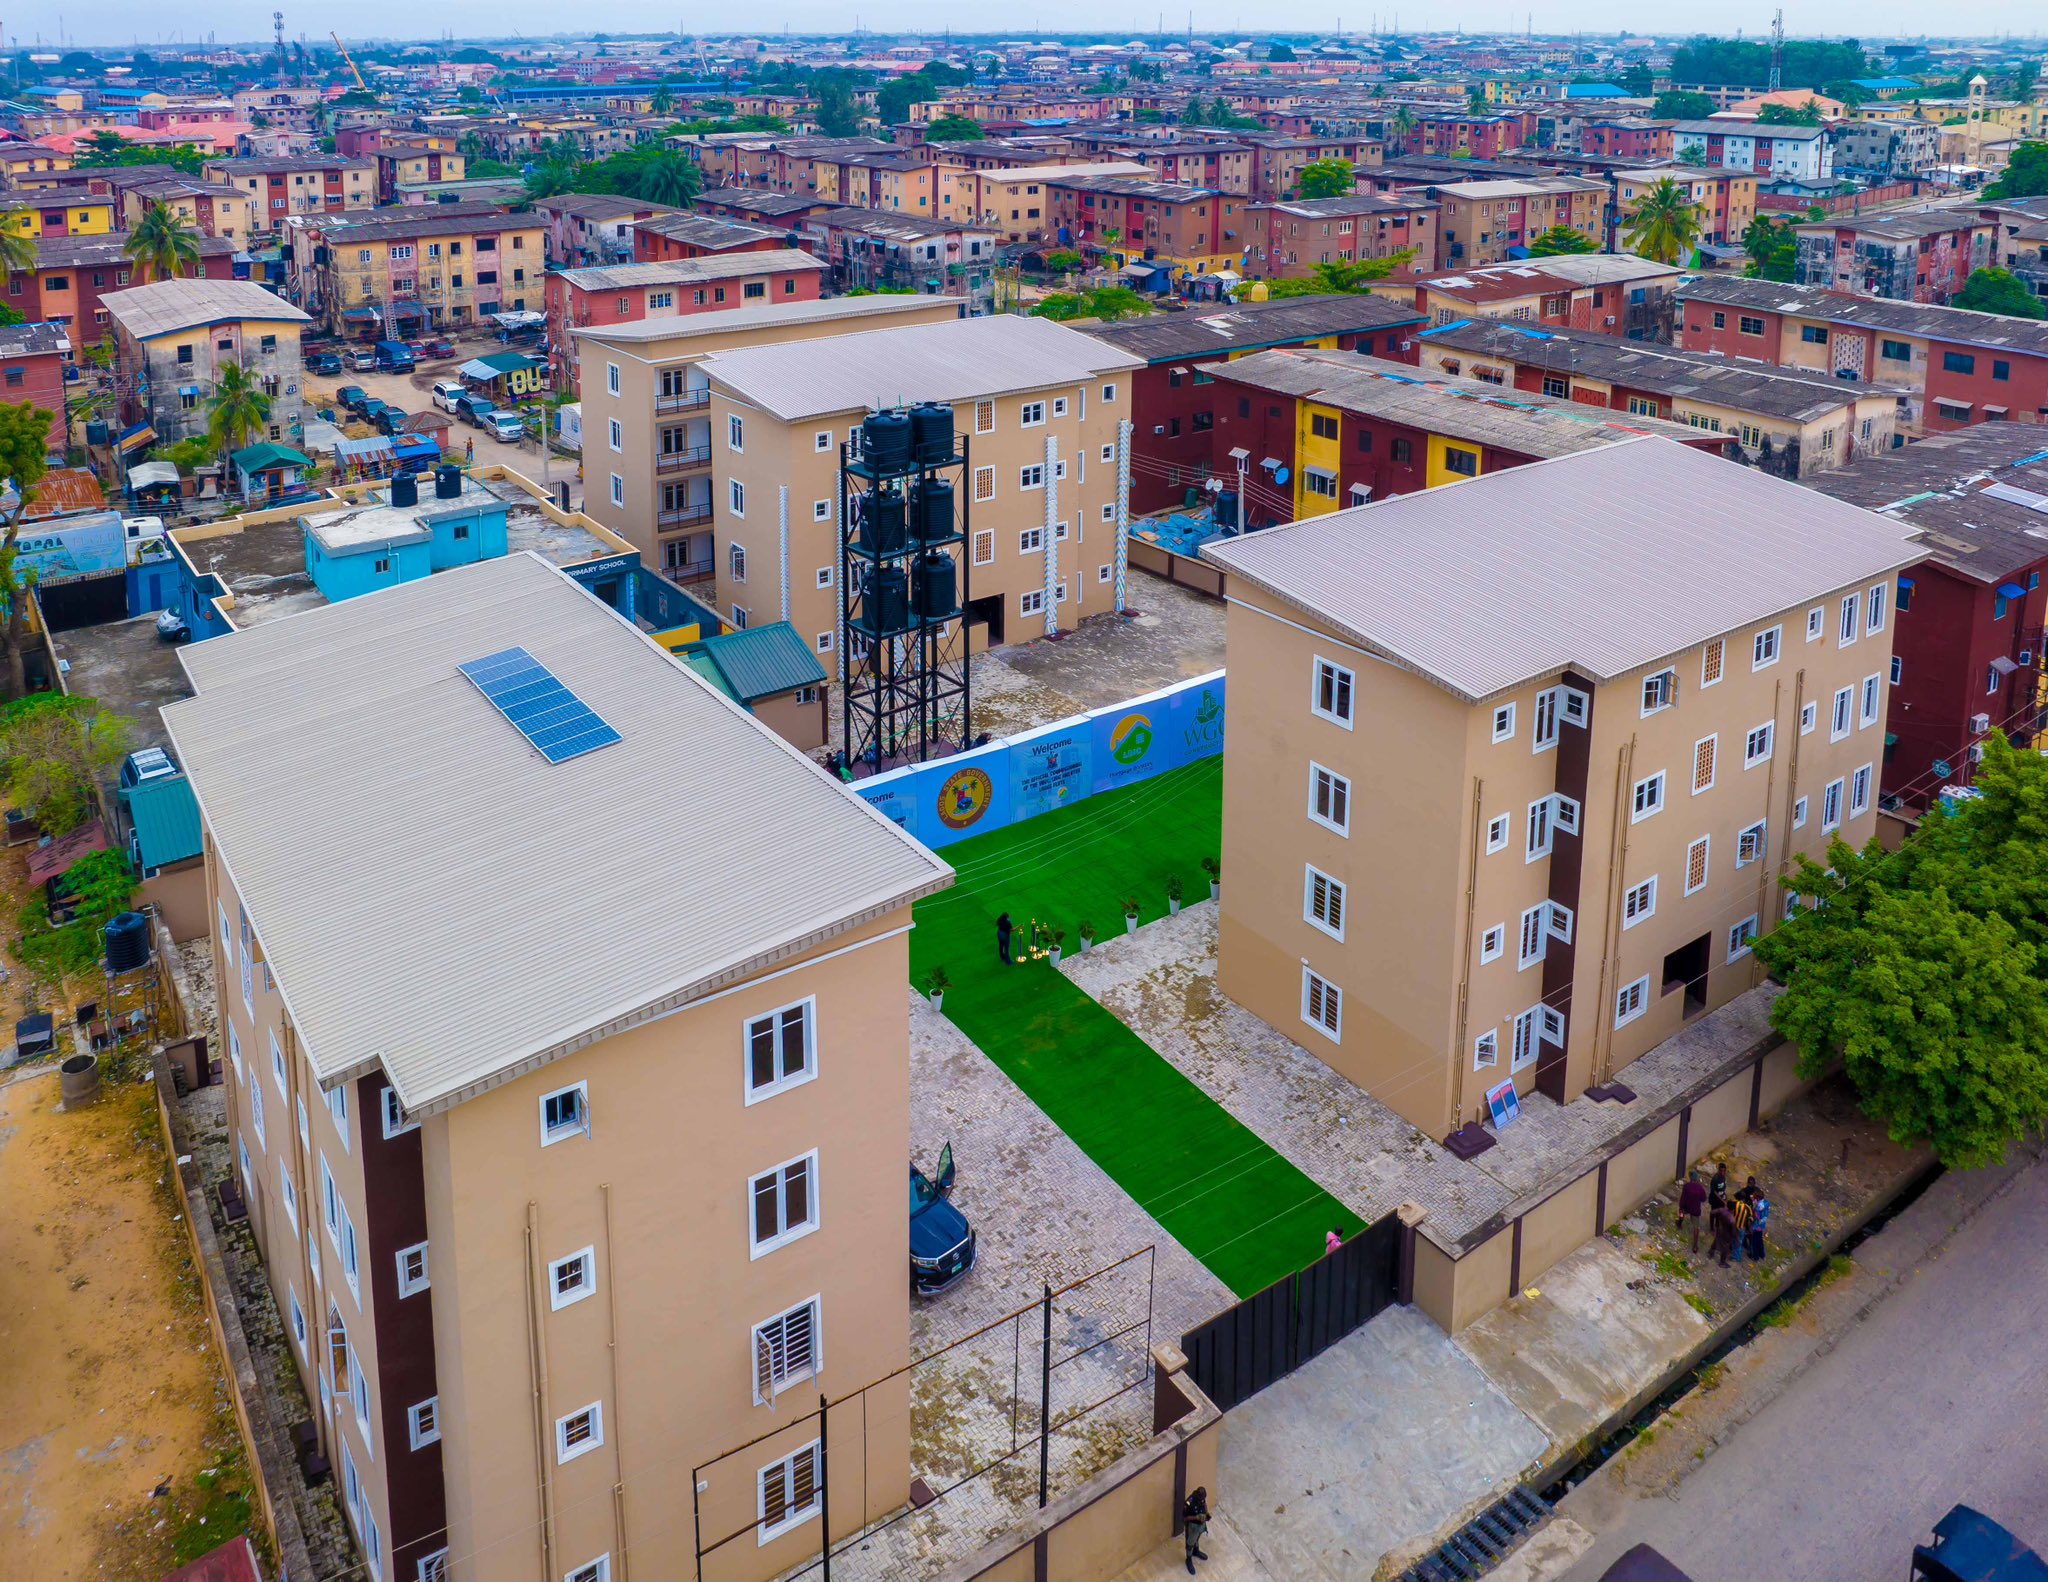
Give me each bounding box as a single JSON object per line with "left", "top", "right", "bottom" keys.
{"left": 1215, "top": 490, "right": 1240, "bottom": 530}
{"left": 909, "top": 402, "right": 954, "bottom": 464}
{"left": 861, "top": 490, "right": 906, "bottom": 554}
{"left": 103, "top": 911, "right": 151, "bottom": 974}
{"left": 435, "top": 463, "right": 463, "bottom": 499}
{"left": 859, "top": 565, "right": 911, "bottom": 635}
{"left": 862, "top": 410, "right": 913, "bottom": 473}
{"left": 911, "top": 479, "right": 955, "bottom": 544}
{"left": 913, "top": 551, "right": 957, "bottom": 619}
{"left": 390, "top": 471, "right": 419, "bottom": 508}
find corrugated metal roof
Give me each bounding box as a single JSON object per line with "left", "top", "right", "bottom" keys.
{"left": 703, "top": 314, "right": 1143, "bottom": 422}
{"left": 163, "top": 553, "right": 951, "bottom": 1115}
{"left": 557, "top": 248, "right": 823, "bottom": 292}
{"left": 1677, "top": 275, "right": 2048, "bottom": 356}
{"left": 691, "top": 621, "right": 828, "bottom": 702}
{"left": 100, "top": 279, "right": 309, "bottom": 338}
{"left": 571, "top": 292, "right": 955, "bottom": 347}
{"left": 1201, "top": 438, "right": 1923, "bottom": 703}
{"left": 122, "top": 776, "right": 202, "bottom": 869}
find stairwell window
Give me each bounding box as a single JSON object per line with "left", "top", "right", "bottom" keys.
{"left": 1532, "top": 687, "right": 1560, "bottom": 751}
{"left": 1300, "top": 968, "right": 1341, "bottom": 1041}
{"left": 1473, "top": 1030, "right": 1499, "bottom": 1070}
{"left": 1305, "top": 867, "right": 1345, "bottom": 940}
{"left": 396, "top": 1243, "right": 429, "bottom": 1297}
{"left": 540, "top": 1083, "right": 589, "bottom": 1147}
{"left": 1807, "top": 607, "right": 1824, "bottom": 642}
{"left": 1526, "top": 797, "right": 1552, "bottom": 861}
{"left": 1518, "top": 905, "right": 1547, "bottom": 969}
{"left": 1623, "top": 877, "right": 1657, "bottom": 928}
{"left": 1728, "top": 917, "right": 1759, "bottom": 963}
{"left": 1308, "top": 763, "right": 1350, "bottom": 834}
{"left": 1491, "top": 702, "right": 1516, "bottom": 742}
{"left": 1736, "top": 821, "right": 1767, "bottom": 868}
{"left": 1685, "top": 835, "right": 1711, "bottom": 895}
{"left": 408, "top": 1397, "right": 440, "bottom": 1450}
{"left": 1312, "top": 658, "right": 1354, "bottom": 727}
{"left": 1850, "top": 764, "right": 1872, "bottom": 817}
{"left": 1752, "top": 625, "right": 1781, "bottom": 669}
{"left": 1487, "top": 814, "right": 1509, "bottom": 853}
{"left": 1632, "top": 771, "right": 1666, "bottom": 822}
{"left": 1822, "top": 777, "right": 1844, "bottom": 832}
{"left": 749, "top": 1152, "right": 819, "bottom": 1257}
{"left": 1794, "top": 795, "right": 1809, "bottom": 829}
{"left": 1510, "top": 1009, "right": 1540, "bottom": 1072}
{"left": 382, "top": 1086, "right": 416, "bottom": 1139}
{"left": 1480, "top": 924, "right": 1505, "bottom": 964}
{"left": 1700, "top": 637, "right": 1725, "bottom": 687}
{"left": 1692, "top": 735, "right": 1717, "bottom": 793}
{"left": 556, "top": 1403, "right": 604, "bottom": 1464}
{"left": 1801, "top": 701, "right": 1817, "bottom": 736}
{"left": 753, "top": 1296, "right": 821, "bottom": 1403}
{"left": 1860, "top": 674, "right": 1881, "bottom": 727}
{"left": 758, "top": 1440, "right": 823, "bottom": 1543}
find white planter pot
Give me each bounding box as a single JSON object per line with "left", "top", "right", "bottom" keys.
{"left": 1049, "top": 948, "right": 1063, "bottom": 967}
{"left": 1125, "top": 915, "right": 1139, "bottom": 934}
{"left": 1168, "top": 898, "right": 1181, "bottom": 915}
{"left": 1209, "top": 880, "right": 1220, "bottom": 900}
{"left": 928, "top": 992, "right": 944, "bottom": 1011}
{"left": 1079, "top": 937, "right": 1093, "bottom": 954}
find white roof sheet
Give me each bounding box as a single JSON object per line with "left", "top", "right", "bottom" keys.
{"left": 1201, "top": 438, "right": 1923, "bottom": 703}
{"left": 100, "top": 278, "right": 309, "bottom": 337}
{"left": 163, "top": 553, "right": 951, "bottom": 1114}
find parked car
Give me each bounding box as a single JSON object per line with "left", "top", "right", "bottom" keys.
{"left": 348, "top": 347, "right": 378, "bottom": 372}
{"left": 430, "top": 380, "right": 467, "bottom": 414}
{"left": 455, "top": 394, "right": 495, "bottom": 426}
{"left": 373, "top": 406, "right": 411, "bottom": 435}
{"left": 374, "top": 340, "right": 415, "bottom": 372}
{"left": 119, "top": 746, "right": 180, "bottom": 788}
{"left": 153, "top": 608, "right": 191, "bottom": 644}
{"left": 308, "top": 351, "right": 343, "bottom": 376}
{"left": 909, "top": 1144, "right": 976, "bottom": 1294}
{"left": 336, "top": 385, "right": 368, "bottom": 414}
{"left": 420, "top": 338, "right": 455, "bottom": 359}
{"left": 483, "top": 409, "right": 527, "bottom": 443}
{"left": 356, "top": 398, "right": 389, "bottom": 425}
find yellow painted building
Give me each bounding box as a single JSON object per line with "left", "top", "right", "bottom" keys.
{"left": 0, "top": 194, "right": 117, "bottom": 238}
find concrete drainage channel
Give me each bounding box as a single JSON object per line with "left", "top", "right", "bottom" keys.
{"left": 1396, "top": 1160, "right": 1948, "bottom": 1582}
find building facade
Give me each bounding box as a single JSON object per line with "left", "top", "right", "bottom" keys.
{"left": 101, "top": 277, "right": 309, "bottom": 446}
{"left": 1243, "top": 193, "right": 1439, "bottom": 280}
{"left": 1429, "top": 178, "right": 1606, "bottom": 267}
{"left": 284, "top": 206, "right": 547, "bottom": 336}
{"left": 204, "top": 157, "right": 378, "bottom": 232}
{"left": 1791, "top": 212, "right": 1994, "bottom": 306}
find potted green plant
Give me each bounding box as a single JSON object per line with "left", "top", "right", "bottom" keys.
{"left": 1050, "top": 928, "right": 1067, "bottom": 967}
{"left": 1077, "top": 919, "right": 1096, "bottom": 954}
{"left": 1166, "top": 874, "right": 1185, "bottom": 916}
{"left": 1122, "top": 896, "right": 1141, "bottom": 934}
{"left": 1201, "top": 856, "right": 1220, "bottom": 900}
{"left": 922, "top": 965, "right": 950, "bottom": 1011}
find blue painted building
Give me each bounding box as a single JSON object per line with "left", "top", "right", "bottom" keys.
{"left": 304, "top": 467, "right": 511, "bottom": 604}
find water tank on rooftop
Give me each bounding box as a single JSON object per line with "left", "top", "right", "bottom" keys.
{"left": 103, "top": 911, "right": 151, "bottom": 974}
{"left": 911, "top": 479, "right": 955, "bottom": 545}
{"left": 856, "top": 564, "right": 911, "bottom": 636}
{"left": 435, "top": 463, "right": 462, "bottom": 499}
{"left": 1215, "top": 490, "right": 1240, "bottom": 530}
{"left": 861, "top": 490, "right": 907, "bottom": 555}
{"left": 86, "top": 419, "right": 109, "bottom": 447}
{"left": 390, "top": 471, "right": 419, "bottom": 508}
{"left": 909, "top": 402, "right": 954, "bottom": 465}
{"left": 913, "top": 551, "right": 957, "bottom": 620}
{"left": 861, "top": 410, "right": 912, "bottom": 474}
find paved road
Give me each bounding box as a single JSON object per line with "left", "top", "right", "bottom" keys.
{"left": 1562, "top": 1158, "right": 2048, "bottom": 1582}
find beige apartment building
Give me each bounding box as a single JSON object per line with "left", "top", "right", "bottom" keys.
{"left": 701, "top": 313, "right": 1143, "bottom": 658}
{"left": 935, "top": 161, "right": 1151, "bottom": 240}
{"left": 575, "top": 294, "right": 962, "bottom": 588}
{"left": 167, "top": 552, "right": 952, "bottom": 1582}
{"left": 1202, "top": 439, "right": 1919, "bottom": 1140}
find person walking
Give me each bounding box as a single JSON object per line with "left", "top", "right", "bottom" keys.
{"left": 1677, "top": 1169, "right": 1707, "bottom": 1252}
{"left": 1747, "top": 1188, "right": 1770, "bottom": 1264}
{"left": 1182, "top": 1487, "right": 1211, "bottom": 1574}
{"left": 1709, "top": 1200, "right": 1736, "bottom": 1268}
{"left": 463, "top": 435, "right": 474, "bottom": 464}
{"left": 995, "top": 912, "right": 1013, "bottom": 965}
{"left": 1728, "top": 1190, "right": 1755, "bottom": 1264}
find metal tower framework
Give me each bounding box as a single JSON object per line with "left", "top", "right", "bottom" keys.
{"left": 837, "top": 424, "right": 972, "bottom": 773}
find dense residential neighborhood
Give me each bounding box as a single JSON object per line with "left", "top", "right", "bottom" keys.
{"left": 1, "top": 21, "right": 2048, "bottom": 1582}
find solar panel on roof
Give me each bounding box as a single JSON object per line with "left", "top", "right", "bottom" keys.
{"left": 458, "top": 646, "right": 621, "bottom": 764}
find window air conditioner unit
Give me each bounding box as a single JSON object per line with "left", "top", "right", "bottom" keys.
{"left": 1970, "top": 743, "right": 1986, "bottom": 763}
{"left": 1971, "top": 712, "right": 1992, "bottom": 733}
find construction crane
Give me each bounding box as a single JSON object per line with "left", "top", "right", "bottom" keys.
{"left": 331, "top": 30, "right": 368, "bottom": 94}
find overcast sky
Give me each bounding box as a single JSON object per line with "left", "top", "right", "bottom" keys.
{"left": 30, "top": 5, "right": 2046, "bottom": 51}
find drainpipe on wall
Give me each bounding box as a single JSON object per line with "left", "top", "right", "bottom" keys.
{"left": 777, "top": 485, "right": 790, "bottom": 624}
{"left": 1042, "top": 432, "right": 1059, "bottom": 637}
{"left": 1114, "top": 418, "right": 1132, "bottom": 615}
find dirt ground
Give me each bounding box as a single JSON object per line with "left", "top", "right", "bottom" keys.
{"left": 0, "top": 1065, "right": 254, "bottom": 1578}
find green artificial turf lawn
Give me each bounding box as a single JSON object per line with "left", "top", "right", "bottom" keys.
{"left": 908, "top": 757, "right": 1363, "bottom": 1299}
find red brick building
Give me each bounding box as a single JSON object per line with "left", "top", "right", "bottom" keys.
{"left": 4, "top": 232, "right": 238, "bottom": 343}
{"left": 1081, "top": 295, "right": 1426, "bottom": 514}
{"left": 1677, "top": 275, "right": 2048, "bottom": 434}
{"left": 1244, "top": 193, "right": 1439, "bottom": 279}
{"left": 631, "top": 213, "right": 797, "bottom": 264}
{"left": 1403, "top": 111, "right": 1534, "bottom": 160}
{"left": 1042, "top": 175, "right": 1244, "bottom": 272}
{"left": 1580, "top": 119, "right": 1673, "bottom": 160}
{"left": 1810, "top": 427, "right": 2048, "bottom": 812}
{"left": 0, "top": 321, "right": 72, "bottom": 455}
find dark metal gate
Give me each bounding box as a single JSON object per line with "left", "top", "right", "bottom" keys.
{"left": 1181, "top": 1210, "right": 1399, "bottom": 1411}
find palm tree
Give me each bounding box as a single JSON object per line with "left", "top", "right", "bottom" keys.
{"left": 632, "top": 149, "right": 700, "bottom": 209}
{"left": 1390, "top": 102, "right": 1417, "bottom": 146}
{"left": 205, "top": 362, "right": 272, "bottom": 459}
{"left": 0, "top": 222, "right": 35, "bottom": 286}
{"left": 1623, "top": 177, "right": 1701, "bottom": 266}
{"left": 651, "top": 85, "right": 676, "bottom": 116}
{"left": 123, "top": 201, "right": 202, "bottom": 282}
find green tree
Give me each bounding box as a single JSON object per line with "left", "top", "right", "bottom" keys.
{"left": 1741, "top": 214, "right": 1800, "bottom": 281}
{"left": 1668, "top": 38, "right": 1872, "bottom": 91}
{"left": 1758, "top": 99, "right": 1825, "bottom": 126}
{"left": 0, "top": 222, "right": 34, "bottom": 282}
{"left": 651, "top": 86, "right": 675, "bottom": 116}
{"left": 1622, "top": 63, "right": 1655, "bottom": 96}
{"left": 1753, "top": 736, "right": 2048, "bottom": 1167}
{"left": 814, "top": 73, "right": 860, "bottom": 137}
{"left": 1466, "top": 86, "right": 1488, "bottom": 113}
{"left": 1623, "top": 177, "right": 1701, "bottom": 264}
{"left": 1527, "top": 225, "right": 1597, "bottom": 257}
{"left": 627, "top": 149, "right": 702, "bottom": 208}
{"left": 0, "top": 401, "right": 54, "bottom": 697}
{"left": 206, "top": 362, "right": 273, "bottom": 458}
{"left": 1654, "top": 90, "right": 1716, "bottom": 119}
{"left": 1984, "top": 142, "right": 2048, "bottom": 200}
{"left": 924, "top": 113, "right": 986, "bottom": 143}
{"left": 122, "top": 201, "right": 202, "bottom": 282}
{"left": 0, "top": 694, "right": 130, "bottom": 834}
{"left": 522, "top": 159, "right": 578, "bottom": 201}
{"left": 1952, "top": 267, "right": 2047, "bottom": 320}
{"left": 1029, "top": 286, "right": 1154, "bottom": 322}
{"left": 1267, "top": 42, "right": 1296, "bottom": 63}
{"left": 1263, "top": 251, "right": 1418, "bottom": 296}
{"left": 1296, "top": 157, "right": 1356, "bottom": 200}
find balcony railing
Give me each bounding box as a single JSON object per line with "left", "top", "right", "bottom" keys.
{"left": 655, "top": 388, "right": 711, "bottom": 413}
{"left": 655, "top": 445, "right": 713, "bottom": 474}
{"left": 658, "top": 503, "right": 713, "bottom": 528}
{"left": 662, "top": 557, "right": 715, "bottom": 584}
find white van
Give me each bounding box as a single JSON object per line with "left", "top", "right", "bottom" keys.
{"left": 431, "top": 380, "right": 467, "bottom": 414}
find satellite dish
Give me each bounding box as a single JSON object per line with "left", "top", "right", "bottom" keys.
{"left": 1274, "top": 466, "right": 1290, "bottom": 485}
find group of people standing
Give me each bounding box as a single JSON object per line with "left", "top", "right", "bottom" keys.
{"left": 1677, "top": 1161, "right": 1771, "bottom": 1268}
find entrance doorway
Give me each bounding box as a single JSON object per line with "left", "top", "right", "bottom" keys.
{"left": 1662, "top": 934, "right": 1711, "bottom": 1019}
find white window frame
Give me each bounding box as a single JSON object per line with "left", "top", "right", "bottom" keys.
{"left": 1831, "top": 685, "right": 1853, "bottom": 741}
{"left": 1532, "top": 686, "right": 1560, "bottom": 751}
{"left": 1547, "top": 901, "right": 1574, "bottom": 944}
{"left": 1685, "top": 835, "right": 1711, "bottom": 896}
{"left": 1510, "top": 1008, "right": 1540, "bottom": 1072}
{"left": 1480, "top": 924, "right": 1504, "bottom": 964}
{"left": 1839, "top": 591, "right": 1859, "bottom": 646}
{"left": 607, "top": 418, "right": 622, "bottom": 453}
{"left": 729, "top": 478, "right": 746, "bottom": 517}
{"left": 752, "top": 1295, "right": 822, "bottom": 1402}
{"left": 564, "top": 1560, "right": 611, "bottom": 1582}
{"left": 396, "top": 1242, "right": 430, "bottom": 1298}
{"left": 1806, "top": 606, "right": 1824, "bottom": 642}
{"left": 327, "top": 1082, "right": 350, "bottom": 1152}
{"left": 1641, "top": 668, "right": 1676, "bottom": 715}
{"left": 1300, "top": 966, "right": 1341, "bottom": 1041}
{"left": 1744, "top": 721, "right": 1774, "bottom": 769}
{"left": 417, "top": 1551, "right": 449, "bottom": 1582}
{"left": 1307, "top": 762, "right": 1350, "bottom": 835}
{"left": 1800, "top": 701, "right": 1817, "bottom": 736}
{"left": 556, "top": 1402, "right": 605, "bottom": 1465}
{"left": 1632, "top": 771, "right": 1666, "bottom": 823}
{"left": 381, "top": 1086, "right": 416, "bottom": 1139}
{"left": 1473, "top": 1029, "right": 1499, "bottom": 1070}
{"left": 408, "top": 1397, "right": 440, "bottom": 1450}
{"left": 1491, "top": 701, "right": 1515, "bottom": 742}
{"left": 1793, "top": 795, "right": 1809, "bottom": 829}
{"left": 1736, "top": 820, "right": 1767, "bottom": 867}
{"left": 727, "top": 414, "right": 744, "bottom": 452}
{"left": 1517, "top": 904, "right": 1547, "bottom": 970}
{"left": 748, "top": 1150, "right": 820, "bottom": 1258}
{"left": 1486, "top": 814, "right": 1509, "bottom": 854}
{"left": 1623, "top": 876, "right": 1657, "bottom": 928}
{"left": 1691, "top": 734, "right": 1717, "bottom": 794}
{"left": 1752, "top": 625, "right": 1781, "bottom": 670}
{"left": 289, "top": 1285, "right": 308, "bottom": 1356}
{"left": 757, "top": 1439, "right": 823, "bottom": 1544}
{"left": 1304, "top": 866, "right": 1346, "bottom": 941}
{"left": 1311, "top": 657, "right": 1355, "bottom": 728}
{"left": 1859, "top": 673, "right": 1881, "bottom": 728}
{"left": 228, "top": 1022, "right": 242, "bottom": 1079}
{"left": 1700, "top": 637, "right": 1725, "bottom": 688}
{"left": 1822, "top": 776, "right": 1845, "bottom": 831}
{"left": 550, "top": 1246, "right": 597, "bottom": 1310}
{"left": 1614, "top": 975, "right": 1649, "bottom": 1028}
{"left": 609, "top": 474, "right": 624, "bottom": 508}
{"left": 280, "top": 1159, "right": 298, "bottom": 1231}
{"left": 744, "top": 997, "right": 817, "bottom": 1104}
{"left": 1866, "top": 581, "right": 1887, "bottom": 634}
{"left": 270, "top": 1029, "right": 288, "bottom": 1096}
{"left": 540, "top": 1082, "right": 589, "bottom": 1146}
{"left": 1850, "top": 763, "right": 1872, "bottom": 817}
{"left": 1727, "top": 916, "right": 1759, "bottom": 963}
{"left": 604, "top": 362, "right": 620, "bottom": 396}
{"left": 1525, "top": 796, "right": 1553, "bottom": 862}
{"left": 1019, "top": 399, "right": 1046, "bottom": 427}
